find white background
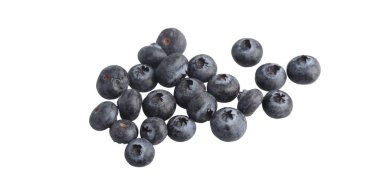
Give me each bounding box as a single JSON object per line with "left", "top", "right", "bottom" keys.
{"left": 1, "top": 0, "right": 379, "bottom": 187}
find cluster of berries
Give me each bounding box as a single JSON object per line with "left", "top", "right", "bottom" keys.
{"left": 89, "top": 28, "right": 321, "bottom": 167}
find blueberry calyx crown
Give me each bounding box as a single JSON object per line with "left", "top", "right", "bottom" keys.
{"left": 222, "top": 110, "right": 234, "bottom": 121}
{"left": 153, "top": 93, "right": 164, "bottom": 103}
{"left": 299, "top": 55, "right": 309, "bottom": 64}
{"left": 242, "top": 39, "right": 251, "bottom": 49}
{"left": 138, "top": 65, "right": 150, "bottom": 75}
{"left": 266, "top": 65, "right": 281, "bottom": 75}
{"left": 195, "top": 57, "right": 207, "bottom": 69}
{"left": 217, "top": 74, "right": 228, "bottom": 81}
{"left": 142, "top": 126, "right": 152, "bottom": 133}
{"left": 177, "top": 117, "right": 188, "bottom": 126}
{"left": 132, "top": 144, "right": 142, "bottom": 156}
{"left": 185, "top": 79, "right": 193, "bottom": 90}
{"left": 273, "top": 93, "right": 286, "bottom": 103}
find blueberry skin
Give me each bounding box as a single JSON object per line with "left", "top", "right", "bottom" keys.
{"left": 142, "top": 89, "right": 176, "bottom": 120}
{"left": 231, "top": 38, "right": 263, "bottom": 67}
{"left": 255, "top": 63, "right": 287, "bottom": 91}
{"left": 117, "top": 89, "right": 142, "bottom": 121}
{"left": 210, "top": 107, "right": 247, "bottom": 142}
{"left": 174, "top": 78, "right": 206, "bottom": 108}
{"left": 89, "top": 101, "right": 118, "bottom": 131}
{"left": 140, "top": 117, "right": 168, "bottom": 145}
{"left": 138, "top": 43, "right": 167, "bottom": 68}
{"left": 287, "top": 55, "right": 321, "bottom": 84}
{"left": 156, "top": 28, "right": 187, "bottom": 55}
{"left": 125, "top": 138, "right": 155, "bottom": 167}
{"left": 188, "top": 54, "right": 217, "bottom": 82}
{"left": 186, "top": 92, "right": 217, "bottom": 123}
{"left": 96, "top": 65, "right": 129, "bottom": 99}
{"left": 128, "top": 64, "right": 157, "bottom": 92}
{"left": 109, "top": 120, "right": 138, "bottom": 144}
{"left": 262, "top": 90, "right": 293, "bottom": 119}
{"left": 207, "top": 74, "right": 240, "bottom": 103}
{"left": 167, "top": 115, "right": 196, "bottom": 142}
{"left": 237, "top": 89, "right": 263, "bottom": 116}
{"left": 155, "top": 53, "right": 188, "bottom": 87}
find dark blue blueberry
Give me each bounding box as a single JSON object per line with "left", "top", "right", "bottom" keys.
{"left": 231, "top": 38, "right": 263, "bottom": 67}
{"left": 237, "top": 89, "right": 263, "bottom": 116}
{"left": 109, "top": 120, "right": 138, "bottom": 144}
{"left": 174, "top": 78, "right": 206, "bottom": 108}
{"left": 125, "top": 138, "right": 155, "bottom": 167}
{"left": 210, "top": 107, "right": 247, "bottom": 142}
{"left": 167, "top": 115, "right": 196, "bottom": 142}
{"left": 255, "top": 63, "right": 287, "bottom": 91}
{"left": 287, "top": 55, "right": 321, "bottom": 84}
{"left": 186, "top": 92, "right": 217, "bottom": 123}
{"left": 262, "top": 90, "right": 293, "bottom": 119}
{"left": 142, "top": 89, "right": 176, "bottom": 120}
{"left": 155, "top": 53, "right": 188, "bottom": 87}
{"left": 188, "top": 54, "right": 217, "bottom": 82}
{"left": 96, "top": 65, "right": 129, "bottom": 99}
{"left": 138, "top": 43, "right": 167, "bottom": 68}
{"left": 156, "top": 28, "right": 187, "bottom": 55}
{"left": 117, "top": 89, "right": 142, "bottom": 121}
{"left": 140, "top": 117, "right": 168, "bottom": 145}
{"left": 89, "top": 101, "right": 118, "bottom": 131}
{"left": 207, "top": 74, "right": 240, "bottom": 103}
{"left": 128, "top": 64, "right": 157, "bottom": 92}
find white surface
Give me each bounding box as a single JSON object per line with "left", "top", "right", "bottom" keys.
{"left": 1, "top": 0, "right": 379, "bottom": 187}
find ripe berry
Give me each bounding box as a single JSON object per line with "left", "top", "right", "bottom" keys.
{"left": 262, "top": 90, "right": 293, "bottom": 119}
{"left": 156, "top": 28, "right": 187, "bottom": 55}
{"left": 96, "top": 65, "right": 129, "bottom": 99}
{"left": 287, "top": 55, "right": 321, "bottom": 84}
{"left": 142, "top": 89, "right": 176, "bottom": 120}
{"left": 207, "top": 74, "right": 240, "bottom": 102}
{"left": 89, "top": 101, "right": 118, "bottom": 131}
{"left": 124, "top": 138, "right": 155, "bottom": 167}
{"left": 231, "top": 38, "right": 263, "bottom": 67}
{"left": 210, "top": 107, "right": 247, "bottom": 142}
{"left": 255, "top": 63, "right": 287, "bottom": 91}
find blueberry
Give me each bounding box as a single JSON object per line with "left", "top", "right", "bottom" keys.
{"left": 287, "top": 55, "right": 321, "bottom": 84}
{"left": 188, "top": 54, "right": 217, "bottom": 82}
{"left": 167, "top": 115, "right": 196, "bottom": 142}
{"left": 231, "top": 38, "right": 263, "bottom": 67}
{"left": 262, "top": 90, "right": 293, "bottom": 119}
{"left": 117, "top": 89, "right": 142, "bottom": 121}
{"left": 109, "top": 120, "right": 138, "bottom": 144}
{"left": 142, "top": 89, "right": 176, "bottom": 120}
{"left": 237, "top": 89, "right": 263, "bottom": 116}
{"left": 138, "top": 43, "right": 167, "bottom": 68}
{"left": 255, "top": 63, "right": 287, "bottom": 91}
{"left": 155, "top": 53, "right": 188, "bottom": 87}
{"left": 186, "top": 92, "right": 217, "bottom": 123}
{"left": 156, "top": 28, "right": 187, "bottom": 55}
{"left": 89, "top": 101, "right": 118, "bottom": 131}
{"left": 207, "top": 74, "right": 240, "bottom": 102}
{"left": 125, "top": 138, "right": 155, "bottom": 167}
{"left": 210, "top": 107, "right": 247, "bottom": 142}
{"left": 96, "top": 65, "right": 129, "bottom": 99}
{"left": 128, "top": 64, "right": 157, "bottom": 92}
{"left": 140, "top": 117, "right": 168, "bottom": 145}
{"left": 174, "top": 78, "right": 206, "bottom": 108}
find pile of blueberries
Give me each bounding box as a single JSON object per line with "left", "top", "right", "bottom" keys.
{"left": 89, "top": 28, "right": 321, "bottom": 167}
